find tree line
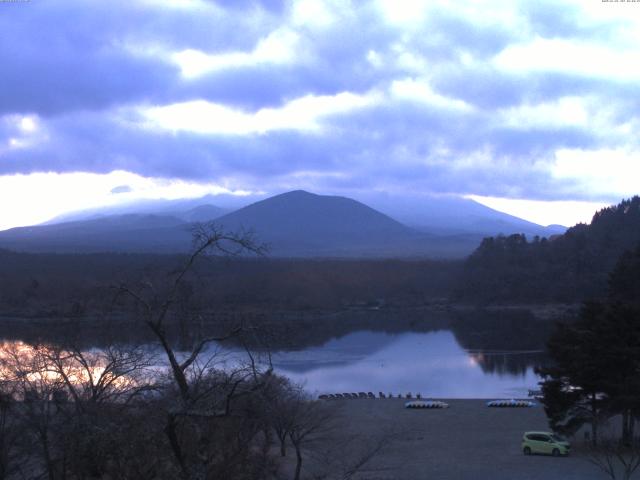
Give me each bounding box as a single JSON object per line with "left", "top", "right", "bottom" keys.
{"left": 456, "top": 196, "right": 640, "bottom": 304}
{"left": 0, "top": 250, "right": 460, "bottom": 318}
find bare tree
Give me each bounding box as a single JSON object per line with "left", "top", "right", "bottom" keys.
{"left": 263, "top": 375, "right": 298, "bottom": 458}
{"left": 0, "top": 222, "right": 395, "bottom": 480}
{"left": 0, "top": 381, "right": 22, "bottom": 480}
{"left": 273, "top": 386, "right": 394, "bottom": 480}
{"left": 1, "top": 342, "right": 69, "bottom": 480}
{"left": 0, "top": 339, "right": 159, "bottom": 480}
{"left": 38, "top": 342, "right": 156, "bottom": 407}
{"left": 287, "top": 393, "right": 339, "bottom": 480}
{"left": 114, "top": 223, "right": 274, "bottom": 480}
{"left": 115, "top": 224, "right": 266, "bottom": 405}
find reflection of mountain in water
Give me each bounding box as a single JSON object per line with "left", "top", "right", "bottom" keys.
{"left": 466, "top": 351, "right": 546, "bottom": 377}
{"left": 449, "top": 309, "right": 553, "bottom": 375}
{"left": 277, "top": 330, "right": 542, "bottom": 398}
{"left": 0, "top": 308, "right": 554, "bottom": 378}
{"left": 271, "top": 330, "right": 400, "bottom": 373}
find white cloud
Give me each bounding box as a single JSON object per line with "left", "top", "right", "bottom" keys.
{"left": 571, "top": 0, "right": 640, "bottom": 33}
{"left": 172, "top": 28, "right": 300, "bottom": 78}
{"left": 142, "top": 91, "right": 380, "bottom": 134}
{"left": 377, "top": 0, "right": 430, "bottom": 26}
{"left": 493, "top": 37, "right": 640, "bottom": 80}
{"left": 139, "top": 0, "right": 212, "bottom": 10}
{"left": 498, "top": 96, "right": 589, "bottom": 129}
{"left": 1, "top": 114, "right": 45, "bottom": 153}
{"left": 551, "top": 148, "right": 640, "bottom": 199}
{"left": 366, "top": 49, "right": 383, "bottom": 68}
{"left": 391, "top": 78, "right": 474, "bottom": 112}
{"left": 19, "top": 116, "right": 37, "bottom": 133}
{"left": 0, "top": 171, "right": 252, "bottom": 231}
{"left": 378, "top": 0, "right": 524, "bottom": 33}
{"left": 291, "top": 0, "right": 337, "bottom": 27}
{"left": 393, "top": 48, "right": 428, "bottom": 73}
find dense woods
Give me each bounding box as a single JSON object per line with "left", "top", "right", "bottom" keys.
{"left": 0, "top": 251, "right": 460, "bottom": 317}
{"left": 537, "top": 244, "right": 640, "bottom": 447}
{"left": 456, "top": 196, "right": 640, "bottom": 304}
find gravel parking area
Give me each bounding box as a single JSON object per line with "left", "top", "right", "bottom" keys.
{"left": 332, "top": 398, "right": 604, "bottom": 480}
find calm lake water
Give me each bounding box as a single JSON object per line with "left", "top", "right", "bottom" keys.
{"left": 212, "top": 329, "right": 544, "bottom": 399}
{"left": 1, "top": 312, "right": 549, "bottom": 399}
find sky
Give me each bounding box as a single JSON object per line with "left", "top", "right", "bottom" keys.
{"left": 1, "top": 0, "right": 639, "bottom": 230}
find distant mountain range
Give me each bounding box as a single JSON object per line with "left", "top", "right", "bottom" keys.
{"left": 359, "top": 193, "right": 565, "bottom": 237}
{"left": 44, "top": 196, "right": 232, "bottom": 224}
{"left": 0, "top": 190, "right": 568, "bottom": 258}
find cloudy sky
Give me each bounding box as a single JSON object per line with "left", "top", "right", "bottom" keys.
{"left": 1, "top": 0, "right": 639, "bottom": 230}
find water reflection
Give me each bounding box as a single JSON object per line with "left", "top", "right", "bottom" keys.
{"left": 269, "top": 330, "right": 541, "bottom": 398}
{"left": 0, "top": 309, "right": 553, "bottom": 398}
{"left": 0, "top": 341, "right": 154, "bottom": 402}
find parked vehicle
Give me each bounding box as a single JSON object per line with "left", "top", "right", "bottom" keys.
{"left": 522, "top": 431, "right": 570, "bottom": 456}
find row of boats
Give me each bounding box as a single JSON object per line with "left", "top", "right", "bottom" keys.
{"left": 318, "top": 393, "right": 536, "bottom": 409}
{"left": 319, "top": 392, "right": 425, "bottom": 400}
{"left": 406, "top": 399, "right": 536, "bottom": 409}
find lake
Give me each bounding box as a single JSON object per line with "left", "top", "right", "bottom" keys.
{"left": 0, "top": 310, "right": 550, "bottom": 399}
{"left": 263, "top": 330, "right": 542, "bottom": 398}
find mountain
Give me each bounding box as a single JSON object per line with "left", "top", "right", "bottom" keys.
{"left": 209, "top": 190, "right": 445, "bottom": 256}
{"left": 359, "top": 193, "right": 566, "bottom": 237}
{"left": 0, "top": 190, "right": 569, "bottom": 258}
{"left": 43, "top": 196, "right": 234, "bottom": 225}
{"left": 456, "top": 196, "right": 640, "bottom": 304}
{"left": 0, "top": 190, "right": 472, "bottom": 257}
{"left": 177, "top": 204, "right": 228, "bottom": 223}
{"left": 0, "top": 214, "right": 192, "bottom": 253}
{"left": 44, "top": 192, "right": 565, "bottom": 239}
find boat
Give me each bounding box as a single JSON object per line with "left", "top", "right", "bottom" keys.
{"left": 405, "top": 400, "right": 449, "bottom": 409}
{"left": 486, "top": 399, "right": 535, "bottom": 408}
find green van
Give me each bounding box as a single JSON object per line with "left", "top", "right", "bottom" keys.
{"left": 522, "top": 431, "right": 570, "bottom": 456}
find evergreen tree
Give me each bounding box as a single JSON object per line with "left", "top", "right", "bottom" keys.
{"left": 538, "top": 244, "right": 640, "bottom": 445}
{"left": 537, "top": 302, "right": 610, "bottom": 444}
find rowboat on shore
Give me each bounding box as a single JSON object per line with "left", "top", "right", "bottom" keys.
{"left": 405, "top": 400, "right": 449, "bottom": 409}
{"left": 486, "top": 399, "right": 535, "bottom": 408}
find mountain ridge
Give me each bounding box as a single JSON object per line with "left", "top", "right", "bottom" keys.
{"left": 0, "top": 190, "right": 572, "bottom": 258}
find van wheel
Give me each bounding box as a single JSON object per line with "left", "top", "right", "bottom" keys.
{"left": 552, "top": 448, "right": 560, "bottom": 457}
{"left": 523, "top": 447, "right": 531, "bottom": 455}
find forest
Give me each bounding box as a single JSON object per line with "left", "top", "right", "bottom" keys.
{"left": 0, "top": 250, "right": 460, "bottom": 318}
{"left": 456, "top": 196, "right": 640, "bottom": 304}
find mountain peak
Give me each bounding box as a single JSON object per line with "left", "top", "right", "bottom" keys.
{"left": 283, "top": 189, "right": 314, "bottom": 196}
{"left": 273, "top": 190, "right": 318, "bottom": 200}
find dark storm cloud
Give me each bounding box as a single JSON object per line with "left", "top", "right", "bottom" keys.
{"left": 0, "top": 0, "right": 637, "bottom": 202}
{"left": 0, "top": 0, "right": 277, "bottom": 115}
{"left": 184, "top": 3, "right": 398, "bottom": 109}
